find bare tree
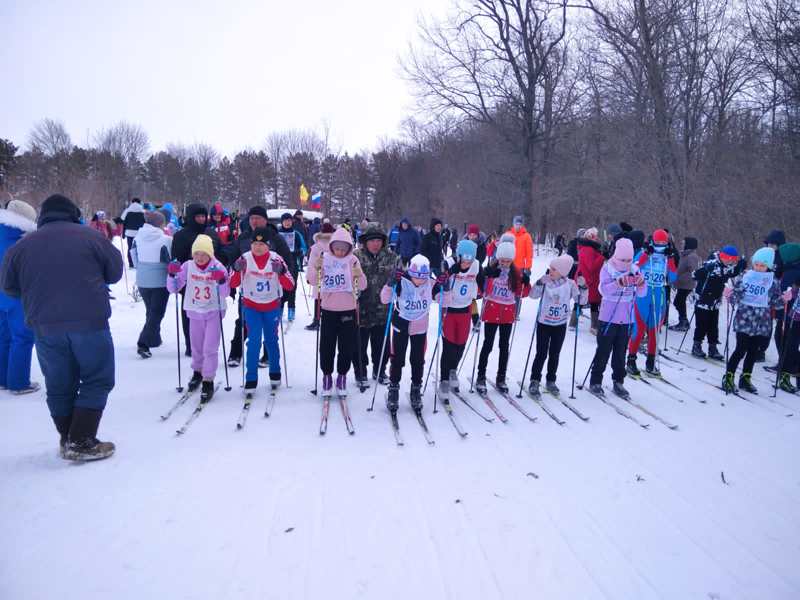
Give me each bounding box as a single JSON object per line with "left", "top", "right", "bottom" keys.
{"left": 94, "top": 121, "right": 150, "bottom": 163}
{"left": 28, "top": 118, "right": 72, "bottom": 156}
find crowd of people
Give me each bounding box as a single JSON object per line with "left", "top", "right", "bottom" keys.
{"left": 0, "top": 193, "right": 797, "bottom": 462}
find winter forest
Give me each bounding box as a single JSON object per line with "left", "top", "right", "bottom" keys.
{"left": 2, "top": 0, "right": 798, "bottom": 252}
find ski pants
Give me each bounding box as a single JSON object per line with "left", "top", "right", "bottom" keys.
{"left": 389, "top": 316, "right": 426, "bottom": 385}
{"left": 591, "top": 322, "right": 630, "bottom": 386}
{"left": 629, "top": 304, "right": 660, "bottom": 357}
{"left": 529, "top": 322, "right": 567, "bottom": 383}
{"left": 781, "top": 320, "right": 800, "bottom": 375}
{"left": 35, "top": 328, "right": 115, "bottom": 417}
{"left": 0, "top": 300, "right": 34, "bottom": 391}
{"left": 728, "top": 333, "right": 768, "bottom": 376}
{"left": 693, "top": 307, "right": 720, "bottom": 345}
{"left": 189, "top": 316, "right": 222, "bottom": 380}
{"left": 138, "top": 287, "right": 169, "bottom": 350}
{"left": 673, "top": 289, "right": 690, "bottom": 322}
{"left": 477, "top": 322, "right": 512, "bottom": 380}
{"left": 760, "top": 308, "right": 785, "bottom": 356}
{"left": 358, "top": 322, "right": 390, "bottom": 380}
{"left": 320, "top": 309, "right": 356, "bottom": 375}
{"left": 243, "top": 305, "right": 281, "bottom": 383}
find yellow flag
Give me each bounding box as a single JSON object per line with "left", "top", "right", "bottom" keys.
{"left": 299, "top": 184, "right": 310, "bottom": 205}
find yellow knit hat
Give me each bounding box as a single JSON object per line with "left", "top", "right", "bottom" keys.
{"left": 191, "top": 234, "right": 214, "bottom": 259}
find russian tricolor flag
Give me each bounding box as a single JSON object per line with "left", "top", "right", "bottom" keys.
{"left": 310, "top": 191, "right": 322, "bottom": 210}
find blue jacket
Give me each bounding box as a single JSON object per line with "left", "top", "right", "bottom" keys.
{"left": 0, "top": 210, "right": 37, "bottom": 311}
{"left": 131, "top": 224, "right": 172, "bottom": 288}
{"left": 395, "top": 218, "right": 421, "bottom": 259}
{"left": 632, "top": 249, "right": 678, "bottom": 328}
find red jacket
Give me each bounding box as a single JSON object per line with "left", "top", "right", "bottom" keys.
{"left": 575, "top": 239, "right": 604, "bottom": 304}
{"left": 481, "top": 265, "right": 529, "bottom": 324}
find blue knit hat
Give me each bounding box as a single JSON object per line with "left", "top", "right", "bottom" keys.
{"left": 456, "top": 239, "right": 478, "bottom": 262}
{"left": 751, "top": 247, "right": 775, "bottom": 269}
{"left": 719, "top": 245, "right": 739, "bottom": 261}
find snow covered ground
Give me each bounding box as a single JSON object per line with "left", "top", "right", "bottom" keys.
{"left": 2, "top": 246, "right": 799, "bottom": 600}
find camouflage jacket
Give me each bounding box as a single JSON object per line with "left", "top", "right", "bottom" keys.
{"left": 355, "top": 245, "right": 401, "bottom": 328}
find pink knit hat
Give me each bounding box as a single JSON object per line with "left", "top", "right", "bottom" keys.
{"left": 610, "top": 238, "right": 634, "bottom": 271}
{"left": 549, "top": 255, "right": 574, "bottom": 277}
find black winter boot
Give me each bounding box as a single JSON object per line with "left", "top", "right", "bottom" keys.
{"left": 52, "top": 414, "right": 72, "bottom": 458}
{"left": 64, "top": 407, "right": 115, "bottom": 461}
{"left": 187, "top": 371, "right": 203, "bottom": 392}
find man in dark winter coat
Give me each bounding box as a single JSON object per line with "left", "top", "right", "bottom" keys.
{"left": 420, "top": 218, "right": 445, "bottom": 274}
{"left": 120, "top": 197, "right": 145, "bottom": 267}
{"left": 353, "top": 223, "right": 401, "bottom": 384}
{"left": 395, "top": 217, "right": 421, "bottom": 265}
{"left": 1, "top": 194, "right": 123, "bottom": 461}
{"left": 760, "top": 229, "right": 789, "bottom": 364}
{"left": 225, "top": 205, "right": 293, "bottom": 364}
{"left": 566, "top": 228, "right": 585, "bottom": 279}
{"left": 669, "top": 237, "right": 700, "bottom": 331}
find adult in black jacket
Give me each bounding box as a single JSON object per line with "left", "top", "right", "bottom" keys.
{"left": 120, "top": 198, "right": 146, "bottom": 267}
{"left": 1, "top": 194, "right": 122, "bottom": 461}
{"left": 225, "top": 206, "right": 293, "bottom": 364}
{"left": 420, "top": 218, "right": 445, "bottom": 274}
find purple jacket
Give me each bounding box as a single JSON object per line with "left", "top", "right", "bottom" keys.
{"left": 167, "top": 257, "right": 230, "bottom": 321}
{"left": 597, "top": 262, "right": 647, "bottom": 324}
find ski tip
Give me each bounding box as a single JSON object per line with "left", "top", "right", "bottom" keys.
{"left": 236, "top": 424, "right": 243, "bottom": 430}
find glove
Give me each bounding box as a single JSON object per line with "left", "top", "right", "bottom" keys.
{"left": 387, "top": 268, "right": 403, "bottom": 286}
{"left": 167, "top": 260, "right": 181, "bottom": 276}
{"left": 483, "top": 264, "right": 501, "bottom": 278}
{"left": 209, "top": 268, "right": 226, "bottom": 283}
{"left": 723, "top": 287, "right": 733, "bottom": 300}
{"left": 782, "top": 288, "right": 793, "bottom": 302}
{"left": 535, "top": 275, "right": 550, "bottom": 287}
{"left": 271, "top": 259, "right": 286, "bottom": 275}
{"left": 233, "top": 257, "right": 247, "bottom": 272}
{"left": 352, "top": 264, "right": 363, "bottom": 279}
{"left": 633, "top": 272, "right": 644, "bottom": 286}
{"left": 522, "top": 268, "right": 531, "bottom": 278}
{"left": 644, "top": 243, "right": 654, "bottom": 255}
{"left": 436, "top": 271, "right": 449, "bottom": 285}
{"left": 521, "top": 272, "right": 530, "bottom": 286}
{"left": 576, "top": 275, "right": 587, "bottom": 288}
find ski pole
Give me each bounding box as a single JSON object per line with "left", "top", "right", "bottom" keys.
{"left": 723, "top": 294, "right": 734, "bottom": 395}
{"left": 312, "top": 262, "right": 322, "bottom": 396}
{"left": 676, "top": 274, "right": 711, "bottom": 354}
{"left": 215, "top": 279, "right": 232, "bottom": 392}
{"left": 772, "top": 298, "right": 794, "bottom": 398}
{"left": 433, "top": 299, "right": 444, "bottom": 413}
{"left": 516, "top": 296, "right": 544, "bottom": 398}
{"left": 239, "top": 294, "right": 245, "bottom": 389}
{"left": 174, "top": 291, "right": 183, "bottom": 392}
{"left": 468, "top": 298, "right": 487, "bottom": 392}
{"left": 456, "top": 327, "right": 476, "bottom": 375}
{"left": 569, "top": 303, "right": 581, "bottom": 399}
{"left": 299, "top": 275, "right": 311, "bottom": 316}
{"left": 352, "top": 279, "right": 366, "bottom": 393}
{"left": 369, "top": 286, "right": 396, "bottom": 411}
{"left": 119, "top": 235, "right": 130, "bottom": 296}
{"left": 279, "top": 313, "right": 289, "bottom": 388}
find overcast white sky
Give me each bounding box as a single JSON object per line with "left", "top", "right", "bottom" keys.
{"left": 0, "top": 0, "right": 449, "bottom": 157}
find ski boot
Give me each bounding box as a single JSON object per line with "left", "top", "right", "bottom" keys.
{"left": 475, "top": 374, "right": 487, "bottom": 394}
{"left": 386, "top": 383, "right": 400, "bottom": 413}
{"left": 200, "top": 381, "right": 215, "bottom": 403}
{"left": 410, "top": 384, "right": 423, "bottom": 412}
{"left": 707, "top": 344, "right": 724, "bottom": 361}
{"left": 721, "top": 371, "right": 736, "bottom": 393}
{"left": 336, "top": 373, "right": 347, "bottom": 398}
{"left": 545, "top": 380, "right": 560, "bottom": 396}
{"left": 738, "top": 373, "right": 758, "bottom": 394}
{"left": 495, "top": 375, "right": 509, "bottom": 394}
{"left": 259, "top": 352, "right": 269, "bottom": 368}
{"left": 269, "top": 373, "right": 281, "bottom": 391}
{"left": 626, "top": 354, "right": 641, "bottom": 377}
{"left": 378, "top": 373, "right": 390, "bottom": 386}
{"left": 778, "top": 373, "right": 798, "bottom": 394}
{"left": 287, "top": 307, "right": 295, "bottom": 322}
{"left": 11, "top": 381, "right": 40, "bottom": 395}
{"left": 471, "top": 315, "right": 480, "bottom": 333}
{"left": 321, "top": 374, "right": 333, "bottom": 398}
{"left": 438, "top": 378, "right": 450, "bottom": 405}
{"left": 449, "top": 370, "right": 460, "bottom": 394}
{"left": 645, "top": 354, "right": 661, "bottom": 377}
{"left": 588, "top": 383, "right": 605, "bottom": 397}
{"left": 52, "top": 415, "right": 71, "bottom": 459}
{"left": 304, "top": 320, "right": 319, "bottom": 331}
{"left": 527, "top": 379, "right": 541, "bottom": 398}
{"left": 612, "top": 380, "right": 630, "bottom": 399}
{"left": 669, "top": 319, "right": 689, "bottom": 332}
{"left": 187, "top": 370, "right": 203, "bottom": 392}
{"left": 355, "top": 371, "right": 369, "bottom": 390}
{"left": 227, "top": 355, "right": 241, "bottom": 368}
{"left": 691, "top": 342, "right": 707, "bottom": 359}
{"left": 137, "top": 346, "right": 152, "bottom": 359}
{"left": 244, "top": 380, "right": 257, "bottom": 394}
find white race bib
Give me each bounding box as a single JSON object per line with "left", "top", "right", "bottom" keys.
{"left": 321, "top": 254, "right": 353, "bottom": 293}
{"left": 397, "top": 278, "right": 432, "bottom": 321}
{"left": 740, "top": 271, "right": 773, "bottom": 308}
{"left": 539, "top": 279, "right": 572, "bottom": 326}
{"left": 185, "top": 263, "right": 224, "bottom": 313}
{"left": 242, "top": 252, "right": 282, "bottom": 304}
{"left": 487, "top": 271, "right": 515, "bottom": 305}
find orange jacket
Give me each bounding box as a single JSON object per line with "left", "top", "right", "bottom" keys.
{"left": 507, "top": 226, "right": 533, "bottom": 270}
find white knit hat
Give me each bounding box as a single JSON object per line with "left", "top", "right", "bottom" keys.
{"left": 6, "top": 199, "right": 37, "bottom": 224}
{"left": 408, "top": 254, "right": 431, "bottom": 278}
{"left": 495, "top": 240, "right": 515, "bottom": 261}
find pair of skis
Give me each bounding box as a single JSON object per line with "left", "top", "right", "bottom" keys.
{"left": 160, "top": 383, "right": 222, "bottom": 436}
{"left": 319, "top": 395, "right": 355, "bottom": 435}
{"left": 236, "top": 385, "right": 278, "bottom": 430}
{"left": 390, "top": 401, "right": 436, "bottom": 446}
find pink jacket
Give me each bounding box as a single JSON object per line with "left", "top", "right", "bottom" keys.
{"left": 307, "top": 231, "right": 332, "bottom": 297}
{"left": 167, "top": 257, "right": 230, "bottom": 321}
{"left": 307, "top": 227, "right": 366, "bottom": 312}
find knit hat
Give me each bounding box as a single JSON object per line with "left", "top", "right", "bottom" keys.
{"left": 550, "top": 255, "right": 574, "bottom": 276}
{"left": 499, "top": 233, "right": 515, "bottom": 245}
{"left": 513, "top": 215, "right": 523, "bottom": 226}
{"left": 456, "top": 239, "right": 478, "bottom": 262}
{"left": 583, "top": 227, "right": 598, "bottom": 239}
{"left": 251, "top": 227, "right": 270, "bottom": 245}
{"left": 683, "top": 237, "right": 698, "bottom": 251}
{"left": 620, "top": 222, "right": 633, "bottom": 233}
{"left": 612, "top": 238, "right": 634, "bottom": 262}
{"left": 145, "top": 210, "right": 165, "bottom": 228}
{"left": 628, "top": 230, "right": 645, "bottom": 252}
{"left": 281, "top": 212, "right": 293, "bottom": 222}
{"left": 763, "top": 230, "right": 786, "bottom": 246}
{"left": 358, "top": 222, "right": 387, "bottom": 245}
{"left": 779, "top": 243, "right": 800, "bottom": 266}
{"left": 39, "top": 194, "right": 81, "bottom": 224}
{"left": 607, "top": 223, "right": 622, "bottom": 238}
{"left": 495, "top": 239, "right": 515, "bottom": 261}
{"left": 467, "top": 223, "right": 480, "bottom": 236}
{"left": 248, "top": 206, "right": 268, "bottom": 220}
{"left": 652, "top": 229, "right": 669, "bottom": 245}
{"left": 751, "top": 247, "right": 775, "bottom": 269}
{"left": 6, "top": 199, "right": 37, "bottom": 223}
{"left": 191, "top": 234, "right": 215, "bottom": 258}
{"left": 294, "top": 209, "right": 303, "bottom": 217}
{"left": 576, "top": 228, "right": 586, "bottom": 239}
{"left": 321, "top": 223, "right": 335, "bottom": 234}
{"left": 210, "top": 201, "right": 224, "bottom": 216}
{"left": 719, "top": 245, "right": 739, "bottom": 262}
{"left": 408, "top": 254, "right": 430, "bottom": 279}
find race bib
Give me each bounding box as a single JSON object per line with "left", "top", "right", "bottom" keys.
{"left": 642, "top": 252, "right": 667, "bottom": 288}
{"left": 539, "top": 280, "right": 572, "bottom": 326}
{"left": 487, "top": 272, "right": 515, "bottom": 305}
{"left": 242, "top": 252, "right": 281, "bottom": 304}
{"left": 740, "top": 271, "right": 773, "bottom": 308}
{"left": 397, "top": 278, "right": 431, "bottom": 322}
{"left": 448, "top": 274, "right": 478, "bottom": 309}
{"left": 321, "top": 254, "right": 353, "bottom": 293}
{"left": 185, "top": 264, "right": 224, "bottom": 313}
{"left": 280, "top": 231, "right": 296, "bottom": 252}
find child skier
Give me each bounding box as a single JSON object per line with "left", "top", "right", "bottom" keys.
{"left": 722, "top": 248, "right": 784, "bottom": 394}
{"left": 304, "top": 222, "right": 334, "bottom": 331}
{"left": 589, "top": 239, "right": 647, "bottom": 397}
{"left": 230, "top": 228, "right": 295, "bottom": 392}
{"left": 277, "top": 212, "right": 307, "bottom": 322}
{"left": 308, "top": 227, "right": 367, "bottom": 398}
{"left": 166, "top": 234, "right": 229, "bottom": 402}
{"left": 381, "top": 254, "right": 444, "bottom": 412}
{"left": 627, "top": 229, "right": 678, "bottom": 377}
{"left": 439, "top": 239, "right": 483, "bottom": 402}
{"left": 474, "top": 236, "right": 530, "bottom": 394}
{"left": 691, "top": 246, "right": 745, "bottom": 359}
{"left": 527, "top": 254, "right": 586, "bottom": 396}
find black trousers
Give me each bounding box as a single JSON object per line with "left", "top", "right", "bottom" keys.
{"left": 389, "top": 317, "right": 426, "bottom": 385}
{"left": 282, "top": 287, "right": 296, "bottom": 310}
{"left": 529, "top": 322, "right": 567, "bottom": 382}
{"left": 673, "top": 289, "right": 690, "bottom": 322}
{"left": 728, "top": 333, "right": 768, "bottom": 375}
{"left": 138, "top": 287, "right": 169, "bottom": 350}
{"left": 590, "top": 322, "right": 629, "bottom": 385}
{"left": 125, "top": 236, "right": 135, "bottom": 267}
{"left": 320, "top": 309, "right": 356, "bottom": 375}
{"left": 357, "top": 322, "right": 390, "bottom": 379}
{"left": 760, "top": 309, "right": 785, "bottom": 356}
{"left": 477, "top": 322, "right": 512, "bottom": 379}
{"left": 781, "top": 320, "right": 800, "bottom": 374}
{"left": 440, "top": 338, "right": 466, "bottom": 379}
{"left": 693, "top": 307, "right": 720, "bottom": 345}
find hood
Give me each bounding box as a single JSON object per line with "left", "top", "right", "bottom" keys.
{"left": 577, "top": 238, "right": 602, "bottom": 252}
{"left": 399, "top": 217, "right": 411, "bottom": 229}
{"left": 184, "top": 203, "right": 209, "bottom": 234}
{"left": 779, "top": 242, "right": 800, "bottom": 267}
{"left": 684, "top": 237, "right": 698, "bottom": 251}
{"left": 313, "top": 231, "right": 333, "bottom": 245}
{"left": 764, "top": 229, "right": 786, "bottom": 246}
{"left": 0, "top": 208, "right": 37, "bottom": 234}
{"left": 328, "top": 227, "right": 354, "bottom": 255}
{"left": 508, "top": 225, "right": 528, "bottom": 238}
{"left": 628, "top": 230, "right": 645, "bottom": 252}
{"left": 359, "top": 222, "right": 387, "bottom": 246}
{"left": 429, "top": 218, "right": 442, "bottom": 231}
{"left": 135, "top": 223, "right": 167, "bottom": 242}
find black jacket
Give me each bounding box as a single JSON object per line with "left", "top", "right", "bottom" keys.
{"left": 420, "top": 219, "right": 444, "bottom": 272}
{"left": 1, "top": 216, "right": 123, "bottom": 336}
{"left": 223, "top": 222, "right": 293, "bottom": 273}
{"left": 693, "top": 254, "right": 746, "bottom": 310}
{"left": 171, "top": 204, "right": 223, "bottom": 265}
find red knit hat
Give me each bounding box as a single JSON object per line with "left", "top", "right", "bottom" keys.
{"left": 467, "top": 224, "right": 480, "bottom": 235}
{"left": 652, "top": 229, "right": 669, "bottom": 245}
